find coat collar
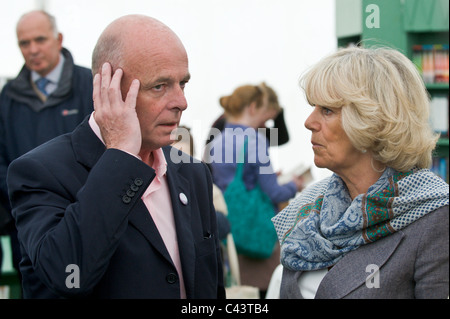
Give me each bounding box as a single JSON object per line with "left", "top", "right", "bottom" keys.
{"left": 164, "top": 153, "right": 195, "bottom": 298}
{"left": 71, "top": 115, "right": 106, "bottom": 169}
{"left": 128, "top": 148, "right": 195, "bottom": 297}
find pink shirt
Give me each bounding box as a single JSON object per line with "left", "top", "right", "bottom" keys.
{"left": 89, "top": 113, "right": 186, "bottom": 298}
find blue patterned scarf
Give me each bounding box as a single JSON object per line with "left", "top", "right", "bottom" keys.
{"left": 272, "top": 168, "right": 449, "bottom": 271}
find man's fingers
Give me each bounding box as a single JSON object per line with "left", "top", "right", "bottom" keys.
{"left": 92, "top": 73, "right": 101, "bottom": 112}
{"left": 100, "top": 62, "right": 112, "bottom": 87}
{"left": 109, "top": 67, "right": 124, "bottom": 105}
{"left": 99, "top": 63, "right": 113, "bottom": 110}
{"left": 95, "top": 63, "right": 127, "bottom": 114}
{"left": 125, "top": 79, "right": 140, "bottom": 109}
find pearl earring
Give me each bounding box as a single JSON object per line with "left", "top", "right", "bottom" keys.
{"left": 361, "top": 149, "right": 367, "bottom": 154}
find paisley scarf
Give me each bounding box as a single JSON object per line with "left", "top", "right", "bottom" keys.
{"left": 272, "top": 167, "right": 449, "bottom": 271}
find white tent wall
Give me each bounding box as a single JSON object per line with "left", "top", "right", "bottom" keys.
{"left": 0, "top": 0, "right": 336, "bottom": 181}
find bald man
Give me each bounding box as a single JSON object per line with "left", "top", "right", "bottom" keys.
{"left": 0, "top": 10, "right": 93, "bottom": 281}
{"left": 7, "top": 14, "right": 225, "bottom": 299}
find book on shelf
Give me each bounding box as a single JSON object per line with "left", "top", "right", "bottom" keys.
{"left": 412, "top": 44, "right": 449, "bottom": 85}
{"left": 431, "top": 157, "right": 449, "bottom": 183}
{"left": 429, "top": 95, "right": 449, "bottom": 137}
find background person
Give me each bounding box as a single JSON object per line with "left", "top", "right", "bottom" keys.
{"left": 0, "top": 10, "right": 93, "bottom": 285}
{"left": 205, "top": 83, "right": 290, "bottom": 148}
{"left": 273, "top": 46, "right": 449, "bottom": 299}
{"left": 208, "top": 83, "right": 303, "bottom": 298}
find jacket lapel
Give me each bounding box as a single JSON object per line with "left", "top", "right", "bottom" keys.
{"left": 127, "top": 200, "right": 173, "bottom": 263}
{"left": 316, "top": 231, "right": 404, "bottom": 298}
{"left": 71, "top": 115, "right": 106, "bottom": 169}
{"left": 163, "top": 147, "right": 196, "bottom": 298}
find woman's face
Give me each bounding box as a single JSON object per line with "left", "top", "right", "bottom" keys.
{"left": 304, "top": 105, "right": 362, "bottom": 175}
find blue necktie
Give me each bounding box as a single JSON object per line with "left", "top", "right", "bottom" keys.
{"left": 36, "top": 78, "right": 50, "bottom": 96}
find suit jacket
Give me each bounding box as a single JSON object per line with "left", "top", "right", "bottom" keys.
{"left": 7, "top": 116, "right": 225, "bottom": 299}
{"left": 280, "top": 205, "right": 449, "bottom": 299}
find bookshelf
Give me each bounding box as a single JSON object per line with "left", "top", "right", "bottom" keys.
{"left": 0, "top": 236, "right": 21, "bottom": 299}
{"left": 336, "top": 0, "right": 449, "bottom": 182}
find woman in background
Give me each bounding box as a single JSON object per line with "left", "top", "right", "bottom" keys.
{"left": 208, "top": 83, "right": 303, "bottom": 297}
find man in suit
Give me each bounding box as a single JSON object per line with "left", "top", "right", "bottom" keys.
{"left": 7, "top": 14, "right": 225, "bottom": 299}
{"left": 0, "top": 10, "right": 93, "bottom": 282}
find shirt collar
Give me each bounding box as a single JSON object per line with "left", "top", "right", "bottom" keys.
{"left": 151, "top": 148, "right": 167, "bottom": 177}
{"left": 88, "top": 112, "right": 167, "bottom": 176}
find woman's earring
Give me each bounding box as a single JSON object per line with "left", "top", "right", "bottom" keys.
{"left": 371, "top": 157, "right": 386, "bottom": 173}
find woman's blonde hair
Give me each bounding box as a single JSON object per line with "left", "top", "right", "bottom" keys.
{"left": 300, "top": 46, "right": 439, "bottom": 172}
{"left": 220, "top": 82, "right": 281, "bottom": 117}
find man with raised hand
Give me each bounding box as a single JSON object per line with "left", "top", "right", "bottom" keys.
{"left": 7, "top": 14, "right": 224, "bottom": 299}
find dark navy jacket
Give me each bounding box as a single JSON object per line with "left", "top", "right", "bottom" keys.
{"left": 7, "top": 117, "right": 225, "bottom": 298}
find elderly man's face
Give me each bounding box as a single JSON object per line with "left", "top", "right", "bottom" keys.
{"left": 121, "top": 37, "right": 190, "bottom": 152}
{"left": 17, "top": 12, "right": 62, "bottom": 77}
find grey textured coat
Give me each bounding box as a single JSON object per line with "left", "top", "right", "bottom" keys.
{"left": 280, "top": 205, "right": 449, "bottom": 299}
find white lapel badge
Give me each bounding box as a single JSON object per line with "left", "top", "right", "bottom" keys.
{"left": 179, "top": 192, "right": 188, "bottom": 206}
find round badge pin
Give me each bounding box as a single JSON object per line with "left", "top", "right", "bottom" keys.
{"left": 179, "top": 193, "right": 188, "bottom": 205}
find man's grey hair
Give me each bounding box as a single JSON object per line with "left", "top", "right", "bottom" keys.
{"left": 17, "top": 10, "right": 59, "bottom": 38}
{"left": 91, "top": 33, "right": 124, "bottom": 75}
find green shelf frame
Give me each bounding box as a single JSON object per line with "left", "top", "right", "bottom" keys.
{"left": 0, "top": 236, "right": 21, "bottom": 299}
{"left": 426, "top": 83, "right": 449, "bottom": 90}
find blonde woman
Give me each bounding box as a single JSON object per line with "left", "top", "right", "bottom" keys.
{"left": 273, "top": 47, "right": 449, "bottom": 299}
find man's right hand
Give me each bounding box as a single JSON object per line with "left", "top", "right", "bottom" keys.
{"left": 93, "top": 62, "right": 141, "bottom": 156}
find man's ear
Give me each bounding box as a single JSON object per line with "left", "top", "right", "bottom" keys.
{"left": 57, "top": 33, "right": 63, "bottom": 48}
